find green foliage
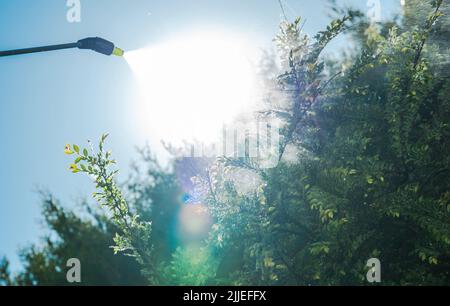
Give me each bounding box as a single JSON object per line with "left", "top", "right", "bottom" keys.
{"left": 65, "top": 136, "right": 158, "bottom": 282}
{"left": 194, "top": 0, "right": 449, "bottom": 285}
{"left": 57, "top": 0, "right": 450, "bottom": 286}
{"left": 2, "top": 145, "right": 189, "bottom": 286}
{"left": 1, "top": 194, "right": 146, "bottom": 286}
{"left": 160, "top": 246, "right": 218, "bottom": 286}
{"left": 0, "top": 257, "right": 11, "bottom": 286}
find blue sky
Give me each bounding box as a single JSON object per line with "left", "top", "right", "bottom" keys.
{"left": 0, "top": 0, "right": 401, "bottom": 272}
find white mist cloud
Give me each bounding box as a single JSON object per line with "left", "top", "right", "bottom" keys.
{"left": 125, "top": 31, "right": 262, "bottom": 147}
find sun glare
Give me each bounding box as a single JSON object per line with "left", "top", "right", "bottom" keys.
{"left": 125, "top": 31, "right": 260, "bottom": 147}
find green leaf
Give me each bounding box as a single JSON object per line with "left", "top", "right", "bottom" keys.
{"left": 101, "top": 133, "right": 109, "bottom": 143}
{"left": 73, "top": 145, "right": 80, "bottom": 154}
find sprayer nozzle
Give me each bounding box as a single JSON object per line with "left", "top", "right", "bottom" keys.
{"left": 112, "top": 47, "right": 124, "bottom": 57}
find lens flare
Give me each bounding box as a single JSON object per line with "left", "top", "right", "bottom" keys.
{"left": 177, "top": 204, "right": 212, "bottom": 243}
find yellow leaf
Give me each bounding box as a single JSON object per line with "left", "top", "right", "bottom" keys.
{"left": 64, "top": 144, "right": 74, "bottom": 155}
{"left": 69, "top": 164, "right": 79, "bottom": 173}
{"left": 264, "top": 257, "right": 275, "bottom": 268}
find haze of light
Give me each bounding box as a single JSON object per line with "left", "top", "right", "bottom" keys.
{"left": 125, "top": 31, "right": 260, "bottom": 148}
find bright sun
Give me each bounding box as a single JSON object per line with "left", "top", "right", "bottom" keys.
{"left": 125, "top": 31, "right": 260, "bottom": 148}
